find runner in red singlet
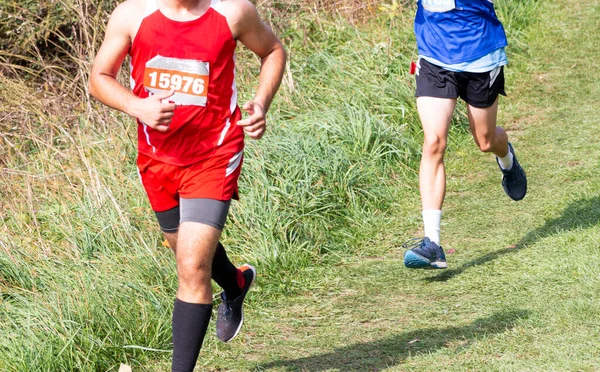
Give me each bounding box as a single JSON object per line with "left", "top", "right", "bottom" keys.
{"left": 89, "top": 0, "right": 286, "bottom": 370}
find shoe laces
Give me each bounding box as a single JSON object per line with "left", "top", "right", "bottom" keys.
{"left": 222, "top": 303, "right": 233, "bottom": 319}
{"left": 221, "top": 296, "right": 234, "bottom": 318}
{"left": 401, "top": 237, "right": 425, "bottom": 250}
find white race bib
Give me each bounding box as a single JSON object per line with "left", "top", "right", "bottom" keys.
{"left": 144, "top": 55, "right": 210, "bottom": 107}
{"left": 422, "top": 0, "right": 456, "bottom": 13}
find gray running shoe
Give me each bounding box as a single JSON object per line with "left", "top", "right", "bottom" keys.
{"left": 216, "top": 264, "right": 256, "bottom": 342}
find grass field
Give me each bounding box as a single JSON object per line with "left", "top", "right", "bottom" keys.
{"left": 2, "top": 0, "right": 600, "bottom": 370}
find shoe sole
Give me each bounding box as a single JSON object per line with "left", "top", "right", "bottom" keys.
{"left": 222, "top": 264, "right": 256, "bottom": 343}
{"left": 404, "top": 250, "right": 447, "bottom": 269}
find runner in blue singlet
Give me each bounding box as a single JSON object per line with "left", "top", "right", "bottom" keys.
{"left": 403, "top": 0, "right": 528, "bottom": 270}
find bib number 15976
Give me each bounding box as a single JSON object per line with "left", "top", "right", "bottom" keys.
{"left": 144, "top": 55, "right": 210, "bottom": 107}
{"left": 147, "top": 71, "right": 205, "bottom": 95}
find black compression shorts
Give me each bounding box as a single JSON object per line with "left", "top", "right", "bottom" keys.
{"left": 155, "top": 198, "right": 231, "bottom": 233}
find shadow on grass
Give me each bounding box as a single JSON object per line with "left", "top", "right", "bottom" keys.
{"left": 426, "top": 196, "right": 600, "bottom": 282}
{"left": 257, "top": 309, "right": 529, "bottom": 372}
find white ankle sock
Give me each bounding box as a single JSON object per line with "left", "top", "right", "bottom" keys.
{"left": 497, "top": 148, "right": 514, "bottom": 170}
{"left": 422, "top": 209, "right": 442, "bottom": 245}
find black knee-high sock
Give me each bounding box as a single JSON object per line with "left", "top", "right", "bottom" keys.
{"left": 211, "top": 242, "right": 242, "bottom": 299}
{"left": 172, "top": 299, "right": 212, "bottom": 372}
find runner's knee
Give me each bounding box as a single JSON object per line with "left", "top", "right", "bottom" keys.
{"left": 476, "top": 128, "right": 504, "bottom": 152}
{"left": 423, "top": 136, "right": 447, "bottom": 157}
{"left": 178, "top": 259, "right": 212, "bottom": 288}
{"left": 476, "top": 137, "right": 495, "bottom": 153}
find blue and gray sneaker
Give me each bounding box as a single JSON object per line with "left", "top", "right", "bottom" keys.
{"left": 403, "top": 237, "right": 447, "bottom": 269}
{"left": 498, "top": 142, "right": 527, "bottom": 201}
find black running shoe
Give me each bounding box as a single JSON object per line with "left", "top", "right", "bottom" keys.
{"left": 216, "top": 264, "right": 256, "bottom": 342}
{"left": 498, "top": 142, "right": 527, "bottom": 201}
{"left": 403, "top": 237, "right": 448, "bottom": 269}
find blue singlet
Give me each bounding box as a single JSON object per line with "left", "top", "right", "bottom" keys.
{"left": 415, "top": 0, "right": 508, "bottom": 65}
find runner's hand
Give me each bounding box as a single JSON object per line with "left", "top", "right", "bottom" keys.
{"left": 237, "top": 100, "right": 266, "bottom": 140}
{"left": 131, "top": 90, "right": 177, "bottom": 132}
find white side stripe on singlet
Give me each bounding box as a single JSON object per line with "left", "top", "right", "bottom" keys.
{"left": 226, "top": 151, "right": 243, "bottom": 177}
{"left": 218, "top": 119, "right": 231, "bottom": 146}
{"left": 129, "top": 61, "right": 137, "bottom": 91}
{"left": 211, "top": 0, "right": 237, "bottom": 147}
{"left": 142, "top": 123, "right": 157, "bottom": 153}
{"left": 218, "top": 54, "right": 238, "bottom": 146}
{"left": 132, "top": 1, "right": 160, "bottom": 155}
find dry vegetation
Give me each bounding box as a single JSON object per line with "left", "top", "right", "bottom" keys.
{"left": 0, "top": 0, "right": 395, "bottom": 158}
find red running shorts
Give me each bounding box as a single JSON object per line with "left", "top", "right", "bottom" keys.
{"left": 137, "top": 150, "right": 243, "bottom": 212}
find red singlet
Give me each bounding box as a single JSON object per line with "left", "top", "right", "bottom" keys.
{"left": 129, "top": 0, "right": 244, "bottom": 166}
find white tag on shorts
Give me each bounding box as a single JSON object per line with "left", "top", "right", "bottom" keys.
{"left": 422, "top": 0, "right": 456, "bottom": 13}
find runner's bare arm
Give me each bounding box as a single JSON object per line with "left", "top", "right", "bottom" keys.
{"left": 88, "top": 1, "right": 175, "bottom": 132}
{"left": 234, "top": 2, "right": 286, "bottom": 114}
{"left": 225, "top": 0, "right": 286, "bottom": 139}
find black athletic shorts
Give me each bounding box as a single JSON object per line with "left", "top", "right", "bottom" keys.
{"left": 415, "top": 58, "right": 506, "bottom": 108}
